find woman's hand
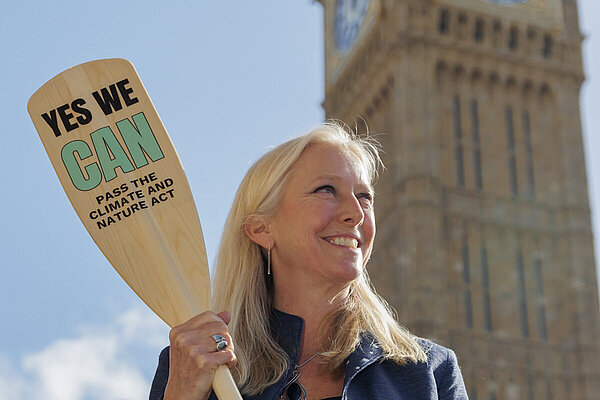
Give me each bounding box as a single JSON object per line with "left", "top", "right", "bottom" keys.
{"left": 164, "top": 311, "right": 237, "bottom": 400}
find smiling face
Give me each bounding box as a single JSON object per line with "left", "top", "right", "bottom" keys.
{"left": 267, "top": 142, "right": 376, "bottom": 292}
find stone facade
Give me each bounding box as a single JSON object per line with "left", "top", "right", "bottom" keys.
{"left": 318, "top": 0, "right": 600, "bottom": 398}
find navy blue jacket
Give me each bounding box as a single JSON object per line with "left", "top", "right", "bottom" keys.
{"left": 150, "top": 309, "right": 468, "bottom": 399}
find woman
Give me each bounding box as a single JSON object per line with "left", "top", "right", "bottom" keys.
{"left": 150, "top": 123, "right": 468, "bottom": 400}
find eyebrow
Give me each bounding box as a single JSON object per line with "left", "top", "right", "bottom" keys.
{"left": 310, "top": 174, "right": 341, "bottom": 183}
{"left": 310, "top": 175, "right": 374, "bottom": 191}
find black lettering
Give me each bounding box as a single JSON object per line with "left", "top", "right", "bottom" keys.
{"left": 41, "top": 109, "right": 61, "bottom": 137}
{"left": 112, "top": 185, "right": 122, "bottom": 197}
{"left": 107, "top": 201, "right": 121, "bottom": 213}
{"left": 116, "top": 79, "right": 139, "bottom": 107}
{"left": 124, "top": 190, "right": 143, "bottom": 200}
{"left": 92, "top": 84, "right": 123, "bottom": 115}
{"left": 57, "top": 104, "right": 78, "bottom": 132}
{"left": 148, "top": 178, "right": 173, "bottom": 194}
{"left": 71, "top": 98, "right": 92, "bottom": 125}
{"left": 130, "top": 173, "right": 157, "bottom": 188}
{"left": 138, "top": 175, "right": 151, "bottom": 186}
{"left": 157, "top": 189, "right": 175, "bottom": 203}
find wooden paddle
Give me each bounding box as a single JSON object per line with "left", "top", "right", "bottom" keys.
{"left": 27, "top": 58, "right": 242, "bottom": 400}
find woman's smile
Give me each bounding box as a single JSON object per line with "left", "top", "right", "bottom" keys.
{"left": 267, "top": 142, "right": 376, "bottom": 288}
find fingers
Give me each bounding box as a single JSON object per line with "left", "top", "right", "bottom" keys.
{"left": 164, "top": 311, "right": 237, "bottom": 400}
{"left": 169, "top": 311, "right": 235, "bottom": 353}
{"left": 171, "top": 329, "right": 234, "bottom": 355}
{"left": 172, "top": 310, "right": 229, "bottom": 332}
{"left": 193, "top": 345, "right": 238, "bottom": 370}
{"left": 217, "top": 311, "right": 231, "bottom": 324}
{"left": 170, "top": 312, "right": 234, "bottom": 350}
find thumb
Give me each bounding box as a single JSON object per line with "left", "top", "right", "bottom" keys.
{"left": 217, "top": 311, "right": 231, "bottom": 325}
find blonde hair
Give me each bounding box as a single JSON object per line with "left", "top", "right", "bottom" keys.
{"left": 212, "top": 122, "right": 427, "bottom": 395}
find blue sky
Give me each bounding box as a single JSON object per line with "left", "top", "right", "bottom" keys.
{"left": 0, "top": 1, "right": 598, "bottom": 398}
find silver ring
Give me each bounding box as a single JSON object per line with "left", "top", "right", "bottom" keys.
{"left": 212, "top": 334, "right": 228, "bottom": 352}
{"left": 212, "top": 334, "right": 223, "bottom": 342}
{"left": 216, "top": 339, "right": 228, "bottom": 351}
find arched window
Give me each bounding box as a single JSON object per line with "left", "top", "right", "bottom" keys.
{"left": 439, "top": 9, "right": 450, "bottom": 34}
{"left": 542, "top": 34, "right": 553, "bottom": 58}
{"left": 509, "top": 26, "right": 519, "bottom": 51}
{"left": 474, "top": 18, "right": 485, "bottom": 43}
{"left": 453, "top": 95, "right": 465, "bottom": 188}
{"left": 505, "top": 106, "right": 518, "bottom": 197}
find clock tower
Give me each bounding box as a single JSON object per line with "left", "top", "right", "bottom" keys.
{"left": 318, "top": 0, "right": 600, "bottom": 399}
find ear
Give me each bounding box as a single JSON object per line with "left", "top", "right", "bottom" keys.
{"left": 243, "top": 214, "right": 273, "bottom": 249}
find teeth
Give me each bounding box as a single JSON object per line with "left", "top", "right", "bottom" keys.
{"left": 328, "top": 237, "right": 358, "bottom": 248}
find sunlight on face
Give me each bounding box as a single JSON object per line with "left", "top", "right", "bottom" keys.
{"left": 268, "top": 142, "right": 376, "bottom": 291}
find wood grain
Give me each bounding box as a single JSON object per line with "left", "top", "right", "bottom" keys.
{"left": 28, "top": 58, "right": 242, "bottom": 400}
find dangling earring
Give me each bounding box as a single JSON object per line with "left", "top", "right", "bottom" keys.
{"left": 267, "top": 243, "right": 271, "bottom": 275}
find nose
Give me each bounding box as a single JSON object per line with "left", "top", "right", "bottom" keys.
{"left": 340, "top": 194, "right": 365, "bottom": 227}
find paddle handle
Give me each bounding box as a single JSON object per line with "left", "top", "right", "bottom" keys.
{"left": 214, "top": 366, "right": 243, "bottom": 400}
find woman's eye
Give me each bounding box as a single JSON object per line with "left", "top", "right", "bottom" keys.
{"left": 358, "top": 192, "right": 374, "bottom": 204}
{"left": 314, "top": 185, "right": 335, "bottom": 194}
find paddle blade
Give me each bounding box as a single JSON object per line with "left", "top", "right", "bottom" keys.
{"left": 27, "top": 58, "right": 210, "bottom": 327}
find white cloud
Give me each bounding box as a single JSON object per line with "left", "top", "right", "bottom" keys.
{"left": 0, "top": 307, "right": 169, "bottom": 400}
{"left": 0, "top": 356, "right": 28, "bottom": 399}
{"left": 115, "top": 307, "right": 167, "bottom": 348}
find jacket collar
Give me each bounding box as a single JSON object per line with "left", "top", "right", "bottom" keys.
{"left": 245, "top": 309, "right": 303, "bottom": 400}
{"left": 251, "top": 309, "right": 382, "bottom": 400}
{"left": 270, "top": 308, "right": 304, "bottom": 366}
{"left": 342, "top": 332, "right": 383, "bottom": 398}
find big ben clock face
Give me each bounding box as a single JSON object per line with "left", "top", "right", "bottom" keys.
{"left": 326, "top": 0, "right": 379, "bottom": 89}
{"left": 335, "top": 0, "right": 370, "bottom": 51}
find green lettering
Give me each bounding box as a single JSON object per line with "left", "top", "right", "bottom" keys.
{"left": 117, "top": 112, "right": 164, "bottom": 168}
{"left": 61, "top": 140, "right": 102, "bottom": 191}
{"left": 90, "top": 126, "right": 135, "bottom": 182}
